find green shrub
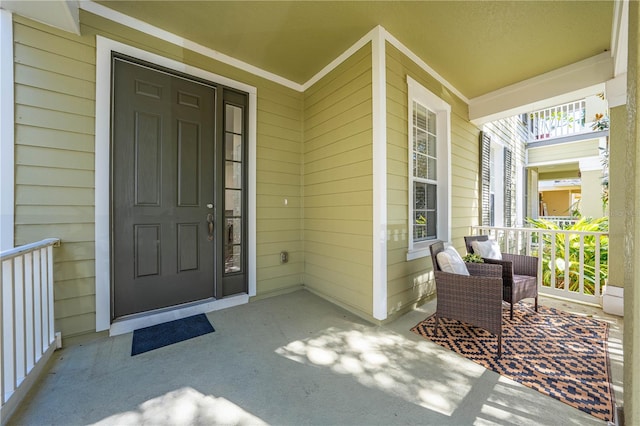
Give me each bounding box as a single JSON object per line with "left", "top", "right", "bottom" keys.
{"left": 526, "top": 217, "right": 608, "bottom": 295}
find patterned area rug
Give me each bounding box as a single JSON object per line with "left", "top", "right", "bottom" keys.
{"left": 411, "top": 303, "right": 614, "bottom": 422}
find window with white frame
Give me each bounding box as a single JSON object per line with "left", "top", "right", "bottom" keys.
{"left": 406, "top": 76, "right": 451, "bottom": 261}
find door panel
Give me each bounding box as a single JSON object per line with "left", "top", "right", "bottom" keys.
{"left": 112, "top": 57, "right": 216, "bottom": 319}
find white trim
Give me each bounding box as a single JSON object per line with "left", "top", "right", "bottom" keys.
{"left": 371, "top": 27, "right": 387, "bottom": 321}
{"left": 81, "top": 1, "right": 303, "bottom": 92}
{"left": 0, "top": 9, "right": 14, "bottom": 251}
{"left": 406, "top": 76, "right": 452, "bottom": 260}
{"left": 611, "top": 0, "right": 629, "bottom": 77}
{"left": 385, "top": 31, "right": 469, "bottom": 104}
{"left": 248, "top": 91, "right": 257, "bottom": 297}
{"left": 602, "top": 285, "right": 624, "bottom": 317}
{"left": 579, "top": 156, "right": 604, "bottom": 172}
{"left": 80, "top": 3, "right": 470, "bottom": 104}
{"left": 94, "top": 36, "right": 256, "bottom": 332}
{"left": 109, "top": 294, "right": 249, "bottom": 336}
{"left": 469, "top": 53, "right": 613, "bottom": 125}
{"left": 303, "top": 26, "right": 378, "bottom": 91}
{"left": 528, "top": 155, "right": 600, "bottom": 170}
{"left": 606, "top": 73, "right": 627, "bottom": 108}
{"left": 304, "top": 25, "right": 468, "bottom": 104}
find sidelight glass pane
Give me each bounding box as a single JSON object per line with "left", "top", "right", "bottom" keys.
{"left": 225, "top": 189, "right": 242, "bottom": 216}
{"left": 225, "top": 161, "right": 242, "bottom": 189}
{"left": 225, "top": 133, "right": 242, "bottom": 161}
{"left": 226, "top": 218, "right": 242, "bottom": 244}
{"left": 225, "top": 245, "right": 241, "bottom": 274}
{"left": 225, "top": 105, "right": 243, "bottom": 134}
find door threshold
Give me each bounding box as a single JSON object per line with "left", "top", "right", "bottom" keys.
{"left": 109, "top": 294, "right": 249, "bottom": 336}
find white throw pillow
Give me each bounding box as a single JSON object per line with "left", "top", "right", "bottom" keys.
{"left": 436, "top": 246, "right": 470, "bottom": 275}
{"left": 471, "top": 239, "right": 502, "bottom": 260}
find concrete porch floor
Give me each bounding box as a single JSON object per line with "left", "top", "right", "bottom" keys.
{"left": 9, "top": 289, "right": 623, "bottom": 426}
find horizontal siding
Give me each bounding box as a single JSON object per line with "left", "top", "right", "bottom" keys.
{"left": 483, "top": 115, "right": 529, "bottom": 226}
{"left": 385, "top": 42, "right": 479, "bottom": 316}
{"left": 13, "top": 16, "right": 97, "bottom": 337}
{"left": 303, "top": 43, "right": 373, "bottom": 316}
{"left": 13, "top": 11, "right": 304, "bottom": 337}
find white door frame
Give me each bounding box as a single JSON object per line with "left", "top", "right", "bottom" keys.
{"left": 95, "top": 36, "right": 257, "bottom": 335}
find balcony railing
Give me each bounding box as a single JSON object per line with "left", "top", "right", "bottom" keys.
{"left": 538, "top": 216, "right": 579, "bottom": 229}
{"left": 472, "top": 226, "right": 608, "bottom": 306}
{"left": 528, "top": 100, "right": 588, "bottom": 141}
{"left": 1, "top": 238, "right": 60, "bottom": 424}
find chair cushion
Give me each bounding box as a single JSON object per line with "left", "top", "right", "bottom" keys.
{"left": 471, "top": 239, "right": 502, "bottom": 260}
{"left": 436, "top": 247, "right": 470, "bottom": 275}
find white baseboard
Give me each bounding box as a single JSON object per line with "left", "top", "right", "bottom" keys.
{"left": 602, "top": 285, "right": 624, "bottom": 317}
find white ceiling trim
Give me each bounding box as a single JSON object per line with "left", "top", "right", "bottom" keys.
{"left": 1, "top": 0, "right": 80, "bottom": 35}
{"left": 611, "top": 0, "right": 629, "bottom": 77}
{"left": 469, "top": 52, "right": 613, "bottom": 125}
{"left": 80, "top": 1, "right": 304, "bottom": 92}
{"left": 384, "top": 31, "right": 469, "bottom": 104}
{"left": 80, "top": 2, "right": 468, "bottom": 100}
{"left": 305, "top": 25, "right": 468, "bottom": 103}
{"left": 302, "top": 26, "right": 378, "bottom": 91}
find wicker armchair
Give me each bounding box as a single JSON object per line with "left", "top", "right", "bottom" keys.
{"left": 464, "top": 235, "right": 539, "bottom": 320}
{"left": 430, "top": 242, "right": 504, "bottom": 356}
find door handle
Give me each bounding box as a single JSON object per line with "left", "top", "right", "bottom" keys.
{"left": 206, "top": 213, "right": 214, "bottom": 241}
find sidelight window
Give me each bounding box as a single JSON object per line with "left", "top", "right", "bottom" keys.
{"left": 224, "top": 104, "right": 244, "bottom": 274}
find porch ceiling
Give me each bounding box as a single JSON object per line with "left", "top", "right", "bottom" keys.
{"left": 94, "top": 0, "right": 613, "bottom": 99}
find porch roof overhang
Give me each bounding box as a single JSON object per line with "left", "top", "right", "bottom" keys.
{"left": 0, "top": 1, "right": 628, "bottom": 123}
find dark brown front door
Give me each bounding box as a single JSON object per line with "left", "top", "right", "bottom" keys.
{"left": 112, "top": 57, "right": 216, "bottom": 318}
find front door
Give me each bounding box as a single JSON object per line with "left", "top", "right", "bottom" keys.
{"left": 111, "top": 57, "right": 218, "bottom": 318}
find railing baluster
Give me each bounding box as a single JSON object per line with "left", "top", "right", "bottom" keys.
{"left": 24, "top": 252, "right": 34, "bottom": 373}
{"left": 549, "top": 230, "right": 556, "bottom": 289}
{"left": 14, "top": 255, "right": 25, "bottom": 389}
{"left": 564, "top": 232, "right": 570, "bottom": 292}
{"left": 471, "top": 225, "right": 607, "bottom": 305}
{"left": 2, "top": 258, "right": 15, "bottom": 402}
{"left": 595, "top": 236, "right": 601, "bottom": 298}
{"left": 32, "top": 250, "right": 42, "bottom": 362}
{"left": 1, "top": 238, "right": 60, "bottom": 416}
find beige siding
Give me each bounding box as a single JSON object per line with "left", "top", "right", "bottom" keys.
{"left": 528, "top": 138, "right": 601, "bottom": 164}
{"left": 482, "top": 115, "right": 528, "bottom": 226}
{"left": 303, "top": 44, "right": 374, "bottom": 317}
{"left": 385, "top": 43, "right": 479, "bottom": 316}
{"left": 13, "top": 16, "right": 97, "bottom": 337}
{"left": 13, "top": 12, "right": 304, "bottom": 337}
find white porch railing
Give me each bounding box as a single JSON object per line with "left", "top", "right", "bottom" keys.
{"left": 538, "top": 216, "right": 579, "bottom": 229}
{"left": 472, "top": 226, "right": 608, "bottom": 306}
{"left": 1, "top": 238, "right": 60, "bottom": 425}
{"left": 528, "top": 100, "right": 588, "bottom": 141}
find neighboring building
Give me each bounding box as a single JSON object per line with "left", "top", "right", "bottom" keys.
{"left": 483, "top": 97, "right": 610, "bottom": 227}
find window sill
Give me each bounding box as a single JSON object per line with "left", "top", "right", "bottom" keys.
{"left": 406, "top": 240, "right": 440, "bottom": 261}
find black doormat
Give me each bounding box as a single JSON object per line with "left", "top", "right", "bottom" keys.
{"left": 131, "top": 313, "right": 215, "bottom": 356}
